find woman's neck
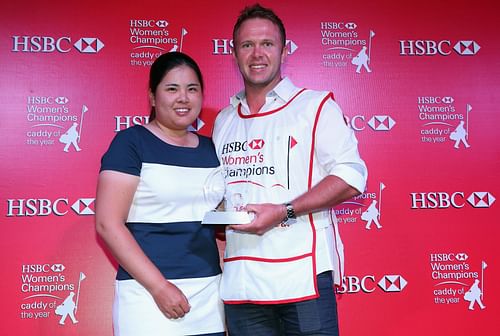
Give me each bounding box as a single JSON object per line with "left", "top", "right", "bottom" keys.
{"left": 149, "top": 120, "right": 197, "bottom": 148}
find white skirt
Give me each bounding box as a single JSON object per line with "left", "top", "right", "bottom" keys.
{"left": 113, "top": 275, "right": 225, "bottom": 336}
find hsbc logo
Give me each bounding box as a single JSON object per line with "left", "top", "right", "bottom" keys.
{"left": 345, "top": 115, "right": 396, "bottom": 131}
{"left": 378, "top": 275, "right": 408, "bottom": 292}
{"left": 345, "top": 22, "right": 357, "bottom": 30}
{"left": 73, "top": 37, "right": 105, "bottom": 53}
{"left": 442, "top": 96, "right": 454, "bottom": 104}
{"left": 129, "top": 19, "right": 168, "bottom": 28}
{"left": 221, "top": 140, "right": 263, "bottom": 154}
{"left": 430, "top": 253, "right": 468, "bottom": 262}
{"left": 417, "top": 96, "right": 454, "bottom": 104}
{"left": 338, "top": 274, "right": 407, "bottom": 294}
{"left": 12, "top": 36, "right": 104, "bottom": 53}
{"left": 54, "top": 96, "right": 69, "bottom": 104}
{"left": 52, "top": 264, "right": 66, "bottom": 272}
{"left": 71, "top": 198, "right": 95, "bottom": 215}
{"left": 410, "top": 191, "right": 495, "bottom": 209}
{"left": 320, "top": 22, "right": 357, "bottom": 30}
{"left": 22, "top": 263, "right": 66, "bottom": 273}
{"left": 6, "top": 198, "right": 95, "bottom": 217}
{"left": 367, "top": 115, "right": 396, "bottom": 131}
{"left": 156, "top": 20, "right": 168, "bottom": 28}
{"left": 248, "top": 139, "right": 265, "bottom": 149}
{"left": 27, "top": 96, "right": 68, "bottom": 104}
{"left": 212, "top": 38, "right": 298, "bottom": 55}
{"left": 455, "top": 253, "right": 468, "bottom": 261}
{"left": 467, "top": 192, "right": 495, "bottom": 208}
{"left": 399, "top": 40, "right": 480, "bottom": 56}
{"left": 453, "top": 41, "right": 481, "bottom": 55}
{"left": 221, "top": 141, "right": 245, "bottom": 154}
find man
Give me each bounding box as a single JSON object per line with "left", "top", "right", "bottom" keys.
{"left": 212, "top": 4, "right": 367, "bottom": 335}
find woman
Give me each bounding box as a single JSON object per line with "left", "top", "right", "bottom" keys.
{"left": 95, "top": 52, "right": 225, "bottom": 336}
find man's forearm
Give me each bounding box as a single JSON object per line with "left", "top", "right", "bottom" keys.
{"left": 290, "top": 175, "right": 361, "bottom": 217}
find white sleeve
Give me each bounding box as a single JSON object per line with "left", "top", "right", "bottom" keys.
{"left": 314, "top": 96, "right": 368, "bottom": 193}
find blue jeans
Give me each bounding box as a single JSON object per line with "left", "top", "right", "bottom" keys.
{"left": 225, "top": 272, "right": 339, "bottom": 336}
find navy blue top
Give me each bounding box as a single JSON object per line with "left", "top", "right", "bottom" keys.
{"left": 100, "top": 125, "right": 222, "bottom": 280}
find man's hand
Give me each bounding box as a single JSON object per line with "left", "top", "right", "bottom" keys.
{"left": 228, "top": 203, "right": 285, "bottom": 235}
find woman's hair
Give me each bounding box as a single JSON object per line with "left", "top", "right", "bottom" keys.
{"left": 148, "top": 51, "right": 204, "bottom": 120}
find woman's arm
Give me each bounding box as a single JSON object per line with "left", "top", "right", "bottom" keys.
{"left": 95, "top": 170, "right": 190, "bottom": 319}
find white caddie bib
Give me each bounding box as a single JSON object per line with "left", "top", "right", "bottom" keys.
{"left": 214, "top": 89, "right": 336, "bottom": 303}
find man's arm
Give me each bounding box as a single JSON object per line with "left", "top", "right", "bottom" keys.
{"left": 229, "top": 95, "right": 367, "bottom": 235}
{"left": 229, "top": 175, "right": 360, "bottom": 235}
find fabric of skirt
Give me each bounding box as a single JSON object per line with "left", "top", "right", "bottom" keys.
{"left": 113, "top": 274, "right": 225, "bottom": 336}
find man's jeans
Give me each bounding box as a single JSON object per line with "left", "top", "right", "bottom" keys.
{"left": 225, "top": 272, "right": 339, "bottom": 336}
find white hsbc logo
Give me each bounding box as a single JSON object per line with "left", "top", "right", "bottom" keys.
{"left": 6, "top": 198, "right": 95, "bottom": 216}
{"left": 399, "top": 40, "right": 480, "bottom": 56}
{"left": 430, "top": 253, "right": 468, "bottom": 262}
{"left": 346, "top": 115, "right": 396, "bottom": 131}
{"left": 338, "top": 274, "right": 408, "bottom": 294}
{"left": 378, "top": 275, "right": 408, "bottom": 292}
{"left": 410, "top": 192, "right": 495, "bottom": 209}
{"left": 12, "top": 36, "right": 104, "bottom": 53}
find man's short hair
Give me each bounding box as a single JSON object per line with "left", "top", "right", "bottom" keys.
{"left": 233, "top": 3, "right": 286, "bottom": 47}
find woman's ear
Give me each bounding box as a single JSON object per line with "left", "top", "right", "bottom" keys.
{"left": 148, "top": 89, "right": 155, "bottom": 107}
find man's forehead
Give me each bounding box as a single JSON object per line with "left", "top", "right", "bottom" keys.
{"left": 235, "top": 19, "right": 281, "bottom": 40}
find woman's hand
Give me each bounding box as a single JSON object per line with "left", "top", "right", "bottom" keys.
{"left": 151, "top": 280, "right": 191, "bottom": 319}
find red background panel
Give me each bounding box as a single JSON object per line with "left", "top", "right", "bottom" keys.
{"left": 1, "top": 0, "right": 498, "bottom": 335}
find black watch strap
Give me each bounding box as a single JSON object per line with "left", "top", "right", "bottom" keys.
{"left": 284, "top": 203, "right": 296, "bottom": 221}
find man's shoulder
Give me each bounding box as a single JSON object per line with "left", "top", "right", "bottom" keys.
{"left": 213, "top": 104, "right": 238, "bottom": 133}
{"left": 293, "top": 88, "right": 333, "bottom": 106}
{"left": 216, "top": 104, "right": 236, "bottom": 120}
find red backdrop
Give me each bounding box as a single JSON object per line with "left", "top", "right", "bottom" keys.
{"left": 1, "top": 0, "right": 498, "bottom": 335}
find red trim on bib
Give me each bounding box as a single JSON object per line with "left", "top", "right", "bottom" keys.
{"left": 307, "top": 92, "right": 334, "bottom": 295}
{"left": 224, "top": 252, "right": 312, "bottom": 263}
{"left": 224, "top": 293, "right": 319, "bottom": 305}
{"left": 227, "top": 180, "right": 265, "bottom": 188}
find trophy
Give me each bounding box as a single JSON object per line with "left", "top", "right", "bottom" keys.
{"left": 201, "top": 167, "right": 253, "bottom": 225}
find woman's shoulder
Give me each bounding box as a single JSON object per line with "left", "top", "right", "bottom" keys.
{"left": 112, "top": 125, "right": 148, "bottom": 143}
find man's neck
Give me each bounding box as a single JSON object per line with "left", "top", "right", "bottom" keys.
{"left": 244, "top": 77, "right": 282, "bottom": 114}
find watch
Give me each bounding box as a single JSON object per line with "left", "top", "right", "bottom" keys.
{"left": 283, "top": 203, "right": 296, "bottom": 222}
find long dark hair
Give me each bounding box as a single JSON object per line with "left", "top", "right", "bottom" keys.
{"left": 148, "top": 52, "right": 204, "bottom": 120}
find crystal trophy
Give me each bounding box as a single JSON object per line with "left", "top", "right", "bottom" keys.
{"left": 201, "top": 167, "right": 252, "bottom": 225}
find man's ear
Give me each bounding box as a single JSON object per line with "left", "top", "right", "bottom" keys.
{"left": 281, "top": 43, "right": 288, "bottom": 64}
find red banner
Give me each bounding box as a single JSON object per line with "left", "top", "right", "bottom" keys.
{"left": 1, "top": 0, "right": 498, "bottom": 335}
